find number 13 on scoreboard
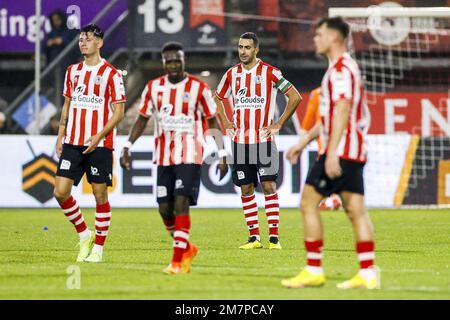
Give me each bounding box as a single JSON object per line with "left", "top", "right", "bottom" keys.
{"left": 137, "top": 0, "right": 184, "bottom": 34}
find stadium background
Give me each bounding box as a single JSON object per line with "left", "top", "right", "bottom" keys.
{"left": 0, "top": 0, "right": 448, "bottom": 208}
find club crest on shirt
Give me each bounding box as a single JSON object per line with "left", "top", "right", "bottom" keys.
{"left": 161, "top": 104, "right": 173, "bottom": 114}
{"left": 183, "top": 93, "right": 190, "bottom": 102}
{"left": 95, "top": 75, "right": 102, "bottom": 85}
{"left": 255, "top": 75, "right": 262, "bottom": 84}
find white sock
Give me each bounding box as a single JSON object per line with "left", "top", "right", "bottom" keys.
{"left": 359, "top": 268, "right": 376, "bottom": 279}
{"left": 306, "top": 265, "right": 324, "bottom": 275}
{"left": 92, "top": 244, "right": 103, "bottom": 255}
{"left": 79, "top": 229, "right": 91, "bottom": 242}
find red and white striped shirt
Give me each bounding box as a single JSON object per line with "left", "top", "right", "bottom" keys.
{"left": 215, "top": 59, "right": 293, "bottom": 144}
{"left": 63, "top": 59, "right": 126, "bottom": 150}
{"left": 139, "top": 74, "right": 216, "bottom": 166}
{"left": 319, "top": 52, "right": 370, "bottom": 162}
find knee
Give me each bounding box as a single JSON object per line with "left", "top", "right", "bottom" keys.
{"left": 300, "top": 198, "right": 318, "bottom": 215}
{"left": 159, "top": 203, "right": 174, "bottom": 219}
{"left": 53, "top": 188, "right": 70, "bottom": 204}
{"left": 344, "top": 204, "right": 364, "bottom": 221}
{"left": 241, "top": 184, "right": 254, "bottom": 196}
{"left": 92, "top": 188, "right": 108, "bottom": 204}
{"left": 174, "top": 205, "right": 189, "bottom": 216}
{"left": 261, "top": 182, "right": 276, "bottom": 195}
{"left": 174, "top": 197, "right": 190, "bottom": 216}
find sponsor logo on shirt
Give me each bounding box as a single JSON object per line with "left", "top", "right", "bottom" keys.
{"left": 71, "top": 85, "right": 105, "bottom": 110}
{"left": 234, "top": 87, "right": 265, "bottom": 109}
{"left": 160, "top": 115, "right": 195, "bottom": 133}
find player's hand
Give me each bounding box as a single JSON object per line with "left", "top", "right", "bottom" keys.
{"left": 325, "top": 153, "right": 342, "bottom": 179}
{"left": 120, "top": 148, "right": 131, "bottom": 170}
{"left": 286, "top": 136, "right": 309, "bottom": 164}
{"left": 262, "top": 122, "right": 282, "bottom": 139}
{"left": 216, "top": 156, "right": 229, "bottom": 181}
{"left": 83, "top": 134, "right": 102, "bottom": 154}
{"left": 55, "top": 136, "right": 63, "bottom": 158}
{"left": 223, "top": 121, "right": 236, "bottom": 138}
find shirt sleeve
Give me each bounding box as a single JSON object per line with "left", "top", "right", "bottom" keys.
{"left": 198, "top": 84, "right": 217, "bottom": 119}
{"left": 271, "top": 68, "right": 293, "bottom": 94}
{"left": 302, "top": 88, "right": 320, "bottom": 131}
{"left": 138, "top": 82, "right": 154, "bottom": 118}
{"left": 330, "top": 67, "right": 353, "bottom": 103}
{"left": 215, "top": 70, "right": 231, "bottom": 100}
{"left": 109, "top": 71, "right": 126, "bottom": 104}
{"left": 63, "top": 67, "right": 72, "bottom": 98}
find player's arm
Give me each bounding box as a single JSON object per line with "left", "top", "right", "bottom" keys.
{"left": 325, "top": 99, "right": 350, "bottom": 178}
{"left": 55, "top": 97, "right": 71, "bottom": 158}
{"left": 263, "top": 86, "right": 302, "bottom": 139}
{"left": 120, "top": 114, "right": 150, "bottom": 170}
{"left": 214, "top": 95, "right": 235, "bottom": 136}
{"left": 207, "top": 117, "right": 229, "bottom": 180}
{"left": 83, "top": 102, "right": 125, "bottom": 154}
{"left": 286, "top": 122, "right": 321, "bottom": 164}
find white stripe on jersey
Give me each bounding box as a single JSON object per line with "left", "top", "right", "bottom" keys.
{"left": 319, "top": 52, "right": 370, "bottom": 162}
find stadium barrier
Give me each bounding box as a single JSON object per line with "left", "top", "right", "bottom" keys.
{"left": 0, "top": 134, "right": 426, "bottom": 208}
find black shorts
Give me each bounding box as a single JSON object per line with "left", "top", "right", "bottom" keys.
{"left": 305, "top": 155, "right": 365, "bottom": 197}
{"left": 156, "top": 164, "right": 202, "bottom": 206}
{"left": 231, "top": 141, "right": 279, "bottom": 187}
{"left": 56, "top": 144, "right": 113, "bottom": 186}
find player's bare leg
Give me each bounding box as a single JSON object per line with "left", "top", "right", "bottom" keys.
{"left": 164, "top": 195, "right": 197, "bottom": 274}
{"left": 282, "top": 185, "right": 325, "bottom": 288}
{"left": 337, "top": 192, "right": 379, "bottom": 289}
{"left": 238, "top": 183, "right": 262, "bottom": 249}
{"left": 261, "top": 181, "right": 281, "bottom": 249}
{"left": 301, "top": 185, "right": 325, "bottom": 241}
{"left": 54, "top": 176, "right": 73, "bottom": 204}
{"left": 85, "top": 183, "right": 111, "bottom": 263}
{"left": 159, "top": 202, "right": 175, "bottom": 237}
{"left": 54, "top": 176, "right": 93, "bottom": 262}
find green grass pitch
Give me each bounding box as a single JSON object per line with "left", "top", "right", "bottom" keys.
{"left": 1, "top": 208, "right": 449, "bottom": 299}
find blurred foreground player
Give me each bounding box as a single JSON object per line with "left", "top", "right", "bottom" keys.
{"left": 286, "top": 87, "right": 342, "bottom": 210}
{"left": 53, "top": 24, "right": 126, "bottom": 263}
{"left": 120, "top": 42, "right": 228, "bottom": 274}
{"left": 282, "top": 17, "right": 379, "bottom": 289}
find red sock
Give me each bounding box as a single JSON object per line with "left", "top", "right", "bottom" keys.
{"left": 305, "top": 240, "right": 324, "bottom": 268}
{"left": 162, "top": 218, "right": 175, "bottom": 237}
{"left": 241, "top": 194, "right": 260, "bottom": 240}
{"left": 59, "top": 196, "right": 87, "bottom": 234}
{"left": 264, "top": 193, "right": 279, "bottom": 239}
{"left": 95, "top": 202, "right": 111, "bottom": 246}
{"left": 172, "top": 215, "right": 190, "bottom": 264}
{"left": 356, "top": 241, "right": 375, "bottom": 269}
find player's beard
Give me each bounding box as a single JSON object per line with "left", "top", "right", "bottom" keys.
{"left": 168, "top": 71, "right": 185, "bottom": 84}
{"left": 241, "top": 54, "right": 256, "bottom": 66}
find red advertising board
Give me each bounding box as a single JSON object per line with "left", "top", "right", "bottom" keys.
{"left": 295, "top": 92, "right": 449, "bottom": 136}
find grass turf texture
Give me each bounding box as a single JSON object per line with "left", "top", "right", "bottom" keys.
{"left": 0, "top": 208, "right": 449, "bottom": 299}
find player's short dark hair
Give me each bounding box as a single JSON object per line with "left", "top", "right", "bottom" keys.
{"left": 80, "top": 24, "right": 104, "bottom": 39}
{"left": 161, "top": 41, "right": 184, "bottom": 54}
{"left": 240, "top": 32, "right": 259, "bottom": 48}
{"left": 317, "top": 17, "right": 349, "bottom": 39}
